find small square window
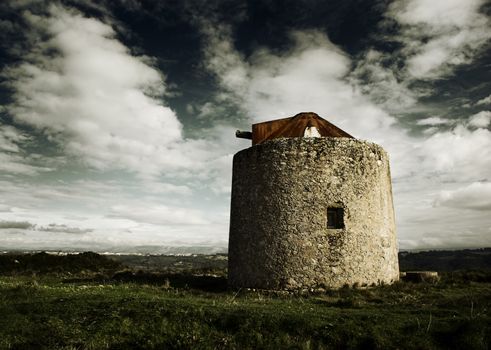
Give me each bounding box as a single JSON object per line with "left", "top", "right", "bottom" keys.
{"left": 327, "top": 208, "right": 344, "bottom": 229}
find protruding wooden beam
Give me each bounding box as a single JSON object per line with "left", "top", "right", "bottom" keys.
{"left": 236, "top": 130, "right": 252, "bottom": 139}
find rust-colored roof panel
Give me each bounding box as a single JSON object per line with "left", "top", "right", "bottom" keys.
{"left": 251, "top": 112, "right": 353, "bottom": 145}
{"left": 252, "top": 116, "right": 291, "bottom": 145}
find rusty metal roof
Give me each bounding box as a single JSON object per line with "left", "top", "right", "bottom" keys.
{"left": 251, "top": 112, "right": 353, "bottom": 145}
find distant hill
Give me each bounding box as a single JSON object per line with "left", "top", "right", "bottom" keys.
{"left": 1, "top": 248, "right": 490, "bottom": 275}
{"left": 0, "top": 251, "right": 121, "bottom": 274}
{"left": 399, "top": 248, "right": 491, "bottom": 271}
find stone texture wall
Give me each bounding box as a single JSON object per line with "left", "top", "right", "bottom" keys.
{"left": 228, "top": 137, "right": 399, "bottom": 290}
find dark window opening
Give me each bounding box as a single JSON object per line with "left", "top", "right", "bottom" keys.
{"left": 327, "top": 208, "right": 344, "bottom": 229}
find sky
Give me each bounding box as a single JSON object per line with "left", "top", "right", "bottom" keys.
{"left": 0, "top": 0, "right": 490, "bottom": 253}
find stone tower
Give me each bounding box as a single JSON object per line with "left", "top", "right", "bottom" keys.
{"left": 229, "top": 112, "right": 399, "bottom": 290}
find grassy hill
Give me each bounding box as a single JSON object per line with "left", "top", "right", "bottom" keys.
{"left": 0, "top": 251, "right": 489, "bottom": 349}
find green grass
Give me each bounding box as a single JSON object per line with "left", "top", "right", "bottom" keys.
{"left": 0, "top": 272, "right": 490, "bottom": 350}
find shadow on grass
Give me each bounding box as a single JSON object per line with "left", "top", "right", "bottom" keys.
{"left": 64, "top": 270, "right": 228, "bottom": 293}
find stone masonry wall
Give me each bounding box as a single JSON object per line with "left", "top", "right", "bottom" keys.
{"left": 228, "top": 137, "right": 399, "bottom": 290}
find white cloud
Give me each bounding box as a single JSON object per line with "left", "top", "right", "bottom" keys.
{"left": 0, "top": 178, "right": 212, "bottom": 222}
{"left": 0, "top": 223, "right": 229, "bottom": 253}
{"left": 3, "top": 5, "right": 214, "bottom": 178}
{"left": 202, "top": 26, "right": 398, "bottom": 139}
{"left": 0, "top": 178, "right": 229, "bottom": 251}
{"left": 388, "top": 0, "right": 491, "bottom": 79}
{"left": 419, "top": 124, "right": 491, "bottom": 181}
{"left": 416, "top": 116, "right": 451, "bottom": 126}
{"left": 139, "top": 181, "right": 193, "bottom": 196}
{"left": 435, "top": 182, "right": 491, "bottom": 211}
{"left": 0, "top": 125, "right": 30, "bottom": 153}
{"left": 0, "top": 204, "right": 12, "bottom": 212}
{"left": 476, "top": 94, "right": 491, "bottom": 106}
{"left": 200, "top": 21, "right": 249, "bottom": 97}
{"left": 0, "top": 152, "right": 51, "bottom": 176}
{"left": 350, "top": 49, "right": 418, "bottom": 112}
{"left": 0, "top": 124, "right": 51, "bottom": 175}
{"left": 351, "top": 0, "right": 490, "bottom": 111}
{"left": 0, "top": 5, "right": 243, "bottom": 253}
{"left": 468, "top": 111, "right": 491, "bottom": 128}
{"left": 390, "top": 0, "right": 483, "bottom": 27}
{"left": 394, "top": 179, "right": 491, "bottom": 250}
{"left": 109, "top": 204, "right": 209, "bottom": 226}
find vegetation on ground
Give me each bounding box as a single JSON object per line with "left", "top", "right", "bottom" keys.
{"left": 0, "top": 252, "right": 489, "bottom": 349}
{"left": 399, "top": 248, "right": 491, "bottom": 272}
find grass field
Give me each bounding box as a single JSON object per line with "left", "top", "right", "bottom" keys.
{"left": 0, "top": 253, "right": 490, "bottom": 349}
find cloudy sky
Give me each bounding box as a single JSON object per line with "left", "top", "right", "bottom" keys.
{"left": 0, "top": 0, "right": 490, "bottom": 253}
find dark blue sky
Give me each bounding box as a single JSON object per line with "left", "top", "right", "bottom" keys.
{"left": 0, "top": 0, "right": 490, "bottom": 252}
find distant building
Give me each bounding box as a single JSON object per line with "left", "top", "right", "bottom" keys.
{"left": 229, "top": 112, "right": 399, "bottom": 290}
